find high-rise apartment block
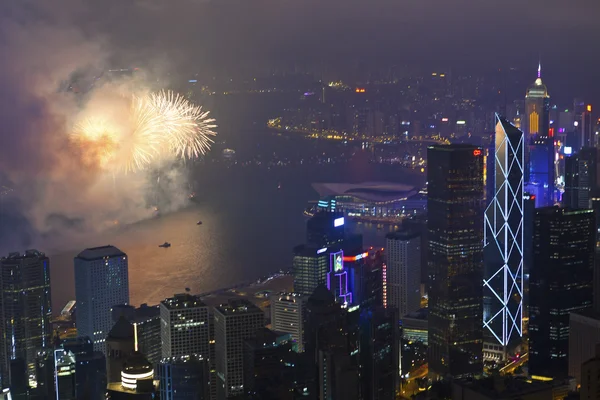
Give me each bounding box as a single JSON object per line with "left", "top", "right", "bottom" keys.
{"left": 74, "top": 245, "right": 129, "bottom": 353}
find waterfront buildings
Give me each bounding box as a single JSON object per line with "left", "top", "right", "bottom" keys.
{"left": 214, "top": 299, "right": 264, "bottom": 400}
{"left": 160, "top": 293, "right": 210, "bottom": 360}
{"left": 385, "top": 230, "right": 421, "bottom": 317}
{"left": 270, "top": 293, "right": 307, "bottom": 352}
{"left": 74, "top": 245, "right": 129, "bottom": 353}
{"left": 529, "top": 207, "right": 595, "bottom": 379}
{"left": 483, "top": 115, "right": 524, "bottom": 350}
{"left": 427, "top": 144, "right": 484, "bottom": 380}
{"left": 0, "top": 250, "right": 52, "bottom": 387}
{"left": 311, "top": 182, "right": 426, "bottom": 218}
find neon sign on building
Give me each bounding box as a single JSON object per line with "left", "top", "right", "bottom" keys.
{"left": 327, "top": 250, "right": 352, "bottom": 305}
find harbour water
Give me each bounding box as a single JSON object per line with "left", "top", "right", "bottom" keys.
{"left": 47, "top": 133, "right": 424, "bottom": 312}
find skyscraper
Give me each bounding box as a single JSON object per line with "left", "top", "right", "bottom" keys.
{"left": 270, "top": 293, "right": 307, "bottom": 352}
{"left": 564, "top": 147, "right": 600, "bottom": 209}
{"left": 524, "top": 64, "right": 553, "bottom": 206}
{"left": 385, "top": 230, "right": 421, "bottom": 317}
{"left": 529, "top": 207, "right": 595, "bottom": 379}
{"left": 160, "top": 293, "right": 210, "bottom": 360}
{"left": 292, "top": 244, "right": 329, "bottom": 296}
{"left": 74, "top": 245, "right": 129, "bottom": 353}
{"left": 214, "top": 299, "right": 264, "bottom": 400}
{"left": 427, "top": 144, "right": 484, "bottom": 380}
{"left": 306, "top": 211, "right": 345, "bottom": 247}
{"left": 575, "top": 103, "right": 594, "bottom": 151}
{"left": 483, "top": 115, "right": 524, "bottom": 349}
{"left": 0, "top": 250, "right": 52, "bottom": 387}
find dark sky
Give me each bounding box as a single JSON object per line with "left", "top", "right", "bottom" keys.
{"left": 1, "top": 0, "right": 600, "bottom": 101}
{"left": 4, "top": 0, "right": 600, "bottom": 74}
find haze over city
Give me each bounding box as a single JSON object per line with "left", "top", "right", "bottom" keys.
{"left": 1, "top": 0, "right": 600, "bottom": 399}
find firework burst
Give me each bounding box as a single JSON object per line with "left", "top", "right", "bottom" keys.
{"left": 71, "top": 90, "right": 217, "bottom": 174}
{"left": 151, "top": 90, "right": 217, "bottom": 159}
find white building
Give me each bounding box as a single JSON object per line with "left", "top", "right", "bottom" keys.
{"left": 214, "top": 299, "right": 264, "bottom": 400}
{"left": 270, "top": 293, "right": 307, "bottom": 352}
{"left": 74, "top": 245, "right": 129, "bottom": 353}
{"left": 160, "top": 293, "right": 210, "bottom": 359}
{"left": 385, "top": 231, "right": 421, "bottom": 317}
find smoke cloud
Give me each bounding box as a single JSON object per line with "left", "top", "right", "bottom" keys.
{"left": 0, "top": 2, "right": 192, "bottom": 252}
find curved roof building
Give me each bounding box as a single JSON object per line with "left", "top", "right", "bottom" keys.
{"left": 312, "top": 182, "right": 418, "bottom": 203}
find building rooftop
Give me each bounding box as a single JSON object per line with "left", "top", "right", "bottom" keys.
{"left": 427, "top": 144, "right": 480, "bottom": 151}
{"left": 386, "top": 230, "right": 420, "bottom": 241}
{"left": 404, "top": 308, "right": 428, "bottom": 320}
{"left": 454, "top": 376, "right": 554, "bottom": 400}
{"left": 312, "top": 181, "right": 417, "bottom": 203}
{"left": 215, "top": 299, "right": 263, "bottom": 316}
{"left": 161, "top": 293, "right": 206, "bottom": 310}
{"left": 108, "top": 316, "right": 134, "bottom": 340}
{"left": 75, "top": 245, "right": 126, "bottom": 261}
{"left": 1, "top": 249, "right": 46, "bottom": 260}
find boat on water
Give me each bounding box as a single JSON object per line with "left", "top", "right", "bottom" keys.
{"left": 197, "top": 221, "right": 203, "bottom": 225}
{"left": 277, "top": 182, "right": 282, "bottom": 190}
{"left": 159, "top": 242, "right": 171, "bottom": 248}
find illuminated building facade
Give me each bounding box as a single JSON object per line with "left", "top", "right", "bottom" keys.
{"left": 346, "top": 249, "right": 384, "bottom": 308}
{"left": 107, "top": 350, "right": 156, "bottom": 399}
{"left": 483, "top": 115, "right": 524, "bottom": 349}
{"left": 327, "top": 251, "right": 353, "bottom": 305}
{"left": 0, "top": 250, "right": 52, "bottom": 387}
{"left": 524, "top": 64, "right": 553, "bottom": 206}
{"left": 75, "top": 245, "right": 129, "bottom": 353}
{"left": 270, "top": 293, "right": 308, "bottom": 352}
{"left": 529, "top": 207, "right": 595, "bottom": 379}
{"left": 385, "top": 230, "right": 421, "bottom": 317}
{"left": 427, "top": 144, "right": 484, "bottom": 380}
{"left": 292, "top": 245, "right": 330, "bottom": 296}
{"left": 214, "top": 299, "right": 264, "bottom": 400}
{"left": 54, "top": 349, "right": 76, "bottom": 400}
{"left": 575, "top": 103, "right": 594, "bottom": 151}
{"left": 160, "top": 294, "right": 210, "bottom": 360}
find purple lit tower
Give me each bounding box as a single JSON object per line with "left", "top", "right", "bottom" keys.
{"left": 327, "top": 251, "right": 353, "bottom": 305}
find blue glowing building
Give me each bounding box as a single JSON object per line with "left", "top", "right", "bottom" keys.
{"left": 524, "top": 64, "right": 554, "bottom": 206}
